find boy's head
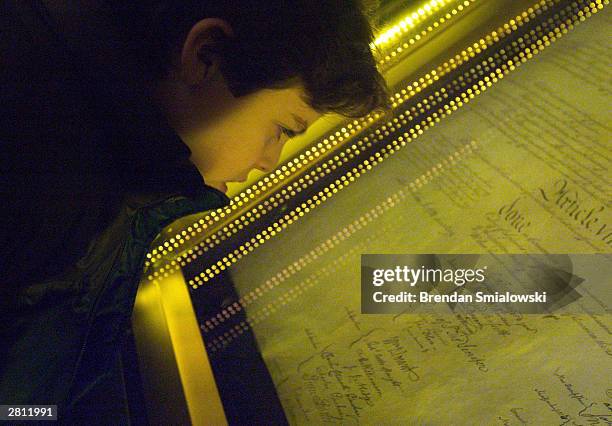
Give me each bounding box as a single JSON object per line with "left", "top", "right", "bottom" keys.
{"left": 123, "top": 1, "right": 388, "bottom": 192}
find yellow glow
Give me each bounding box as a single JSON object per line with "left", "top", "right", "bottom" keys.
{"left": 372, "top": 0, "right": 454, "bottom": 47}
{"left": 133, "top": 272, "right": 228, "bottom": 425}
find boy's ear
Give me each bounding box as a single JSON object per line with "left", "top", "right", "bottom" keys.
{"left": 179, "top": 18, "right": 234, "bottom": 86}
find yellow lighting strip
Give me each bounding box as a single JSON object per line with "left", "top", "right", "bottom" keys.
{"left": 143, "top": 0, "right": 477, "bottom": 269}
{"left": 143, "top": 0, "right": 607, "bottom": 290}
{"left": 375, "top": 0, "right": 478, "bottom": 69}
{"left": 201, "top": 141, "right": 479, "bottom": 353}
{"left": 373, "top": 0, "right": 458, "bottom": 47}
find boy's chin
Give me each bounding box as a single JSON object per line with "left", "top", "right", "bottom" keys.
{"left": 207, "top": 181, "right": 228, "bottom": 193}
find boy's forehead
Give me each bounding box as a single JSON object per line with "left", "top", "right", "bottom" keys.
{"left": 295, "top": 105, "right": 323, "bottom": 130}
{"left": 287, "top": 87, "right": 323, "bottom": 126}
{"left": 263, "top": 86, "right": 323, "bottom": 127}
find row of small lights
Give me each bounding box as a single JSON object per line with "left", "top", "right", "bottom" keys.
{"left": 372, "top": 0, "right": 458, "bottom": 47}
{"left": 143, "top": 0, "right": 606, "bottom": 291}
{"left": 202, "top": 141, "right": 478, "bottom": 345}
{"left": 143, "top": 0, "right": 474, "bottom": 269}
{"left": 203, "top": 239, "right": 367, "bottom": 339}
{"left": 202, "top": 0, "right": 608, "bottom": 353}
{"left": 375, "top": 0, "right": 478, "bottom": 70}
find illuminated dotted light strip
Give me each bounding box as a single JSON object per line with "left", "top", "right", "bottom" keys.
{"left": 201, "top": 141, "right": 477, "bottom": 336}
{"left": 373, "top": 0, "right": 462, "bottom": 47}
{"left": 205, "top": 261, "right": 353, "bottom": 354}
{"left": 390, "top": 0, "right": 566, "bottom": 110}
{"left": 144, "top": 0, "right": 606, "bottom": 287}
{"left": 143, "top": 2, "right": 477, "bottom": 267}
{"left": 376, "top": 0, "right": 478, "bottom": 69}
{"left": 202, "top": 243, "right": 362, "bottom": 336}
{"left": 144, "top": 0, "right": 557, "bottom": 268}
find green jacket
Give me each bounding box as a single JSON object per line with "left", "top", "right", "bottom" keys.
{"left": 1, "top": 191, "right": 229, "bottom": 422}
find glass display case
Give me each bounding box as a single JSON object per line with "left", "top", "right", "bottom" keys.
{"left": 131, "top": 0, "right": 611, "bottom": 424}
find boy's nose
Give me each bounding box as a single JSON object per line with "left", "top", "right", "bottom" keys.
{"left": 255, "top": 142, "right": 283, "bottom": 173}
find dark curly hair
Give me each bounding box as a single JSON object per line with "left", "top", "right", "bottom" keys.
{"left": 112, "top": 1, "right": 389, "bottom": 118}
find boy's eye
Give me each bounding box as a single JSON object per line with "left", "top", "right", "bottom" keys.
{"left": 278, "top": 126, "right": 297, "bottom": 140}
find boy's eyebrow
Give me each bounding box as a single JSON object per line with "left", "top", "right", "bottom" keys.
{"left": 292, "top": 113, "right": 309, "bottom": 135}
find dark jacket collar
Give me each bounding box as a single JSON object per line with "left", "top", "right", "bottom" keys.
{"left": 39, "top": 0, "right": 229, "bottom": 205}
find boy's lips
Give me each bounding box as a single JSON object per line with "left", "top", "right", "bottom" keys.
{"left": 230, "top": 176, "right": 248, "bottom": 183}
